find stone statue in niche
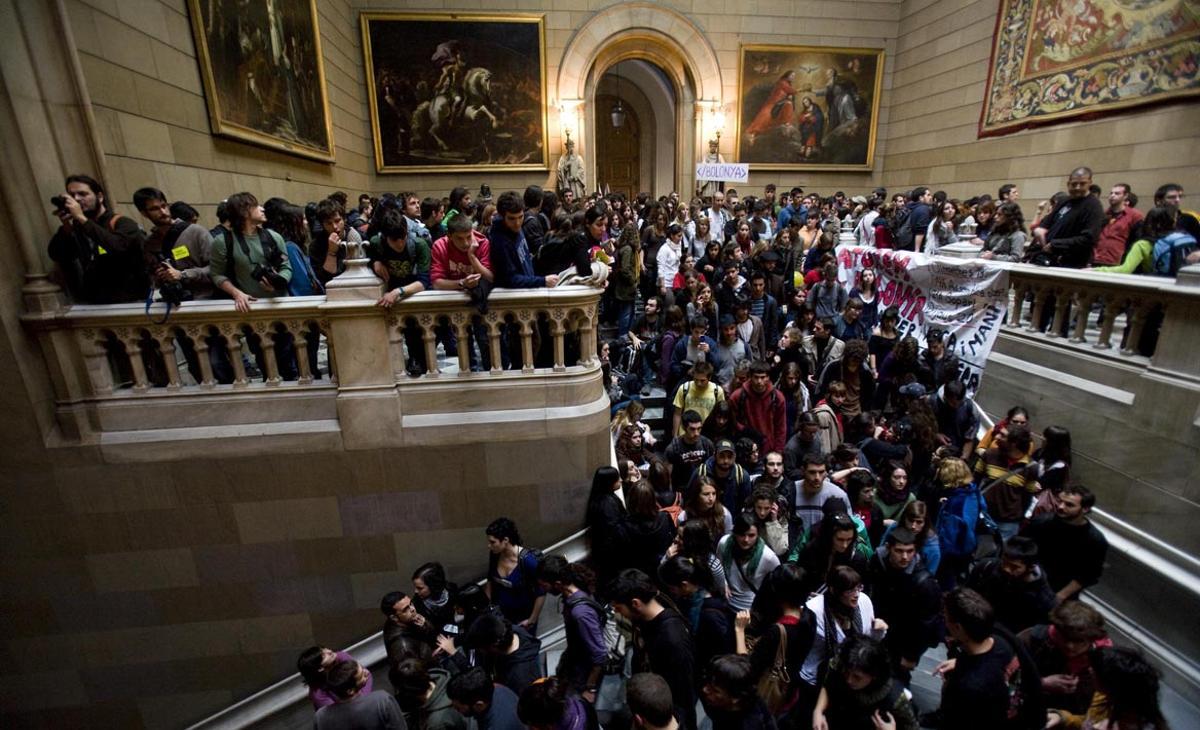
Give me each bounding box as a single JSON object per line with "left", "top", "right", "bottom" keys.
{"left": 556, "top": 137, "right": 586, "bottom": 204}
{"left": 697, "top": 137, "right": 725, "bottom": 199}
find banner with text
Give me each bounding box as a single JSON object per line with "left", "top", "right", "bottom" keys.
{"left": 695, "top": 162, "right": 749, "bottom": 183}
{"left": 836, "top": 245, "right": 1009, "bottom": 393}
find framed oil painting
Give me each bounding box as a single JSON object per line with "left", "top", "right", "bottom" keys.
{"left": 361, "top": 13, "right": 548, "bottom": 173}
{"left": 187, "top": 0, "right": 335, "bottom": 162}
{"left": 979, "top": 0, "right": 1200, "bottom": 137}
{"left": 735, "top": 45, "right": 884, "bottom": 171}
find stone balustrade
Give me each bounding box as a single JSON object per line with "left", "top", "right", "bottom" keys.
{"left": 21, "top": 276, "right": 606, "bottom": 452}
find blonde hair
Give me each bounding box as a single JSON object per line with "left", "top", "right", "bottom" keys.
{"left": 936, "top": 457, "right": 973, "bottom": 488}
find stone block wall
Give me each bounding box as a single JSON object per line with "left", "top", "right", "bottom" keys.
{"left": 0, "top": 408, "right": 610, "bottom": 727}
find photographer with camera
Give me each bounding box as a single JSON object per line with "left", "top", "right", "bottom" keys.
{"left": 47, "top": 174, "right": 148, "bottom": 304}
{"left": 209, "top": 192, "right": 292, "bottom": 313}
{"left": 133, "top": 187, "right": 213, "bottom": 303}
{"left": 311, "top": 198, "right": 360, "bottom": 287}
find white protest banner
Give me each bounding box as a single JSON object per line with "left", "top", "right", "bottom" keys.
{"left": 695, "top": 162, "right": 749, "bottom": 183}
{"left": 836, "top": 245, "right": 1009, "bottom": 394}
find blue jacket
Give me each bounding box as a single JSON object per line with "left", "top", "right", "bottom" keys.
{"left": 778, "top": 203, "right": 808, "bottom": 230}
{"left": 489, "top": 215, "right": 545, "bottom": 288}
{"left": 671, "top": 335, "right": 725, "bottom": 379}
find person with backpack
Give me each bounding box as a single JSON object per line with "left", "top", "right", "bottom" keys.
{"left": 728, "top": 360, "right": 788, "bottom": 455}
{"left": 134, "top": 186, "right": 213, "bottom": 301}
{"left": 671, "top": 361, "right": 725, "bottom": 436}
{"left": 210, "top": 191, "right": 293, "bottom": 313}
{"left": 1094, "top": 205, "right": 1196, "bottom": 276}
{"left": 484, "top": 518, "right": 546, "bottom": 633}
{"left": 536, "top": 557, "right": 611, "bottom": 701}
{"left": 690, "top": 440, "right": 752, "bottom": 516}
{"left": 48, "top": 173, "right": 149, "bottom": 304}
{"left": 931, "top": 456, "right": 994, "bottom": 589}
{"left": 892, "top": 187, "right": 933, "bottom": 253}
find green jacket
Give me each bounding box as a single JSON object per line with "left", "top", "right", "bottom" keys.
{"left": 210, "top": 228, "right": 292, "bottom": 298}
{"left": 614, "top": 243, "right": 638, "bottom": 302}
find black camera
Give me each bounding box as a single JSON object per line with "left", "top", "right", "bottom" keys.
{"left": 153, "top": 252, "right": 193, "bottom": 307}
{"left": 50, "top": 195, "right": 68, "bottom": 212}
{"left": 251, "top": 262, "right": 289, "bottom": 291}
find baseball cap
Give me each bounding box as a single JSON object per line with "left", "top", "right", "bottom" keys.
{"left": 715, "top": 439, "right": 736, "bottom": 454}
{"left": 899, "top": 382, "right": 927, "bottom": 398}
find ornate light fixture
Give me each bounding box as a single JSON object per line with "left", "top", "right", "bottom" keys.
{"left": 610, "top": 65, "right": 626, "bottom": 128}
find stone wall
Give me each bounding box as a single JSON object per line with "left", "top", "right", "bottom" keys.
{"left": 884, "top": 0, "right": 1200, "bottom": 211}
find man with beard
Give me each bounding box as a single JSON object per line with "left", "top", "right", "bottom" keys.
{"left": 48, "top": 174, "right": 147, "bottom": 303}
{"left": 966, "top": 536, "right": 1057, "bottom": 634}
{"left": 691, "top": 439, "right": 751, "bottom": 515}
{"left": 1092, "top": 183, "right": 1143, "bottom": 266}
{"left": 865, "top": 527, "right": 942, "bottom": 682}
{"left": 713, "top": 315, "right": 749, "bottom": 390}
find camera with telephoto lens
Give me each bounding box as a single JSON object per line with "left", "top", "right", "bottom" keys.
{"left": 154, "top": 252, "right": 193, "bottom": 306}
{"left": 251, "top": 262, "right": 288, "bottom": 291}
{"left": 50, "top": 195, "right": 68, "bottom": 212}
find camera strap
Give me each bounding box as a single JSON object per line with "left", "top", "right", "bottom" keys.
{"left": 145, "top": 288, "right": 174, "bottom": 325}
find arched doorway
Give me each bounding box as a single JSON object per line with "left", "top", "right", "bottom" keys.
{"left": 594, "top": 93, "right": 640, "bottom": 199}
{"left": 593, "top": 60, "right": 677, "bottom": 197}
{"left": 555, "top": 3, "right": 724, "bottom": 199}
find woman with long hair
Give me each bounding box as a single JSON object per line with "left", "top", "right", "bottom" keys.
{"left": 848, "top": 268, "right": 880, "bottom": 330}
{"left": 874, "top": 460, "right": 916, "bottom": 523}
{"left": 924, "top": 200, "right": 958, "bottom": 256}
{"left": 664, "top": 519, "right": 729, "bottom": 599}
{"left": 1095, "top": 205, "right": 1179, "bottom": 275}
{"left": 1047, "top": 647, "right": 1168, "bottom": 730}
{"left": 980, "top": 201, "right": 1028, "bottom": 262}
{"left": 776, "top": 361, "right": 812, "bottom": 439}
{"left": 868, "top": 305, "right": 900, "bottom": 373}
{"left": 615, "top": 423, "right": 652, "bottom": 475}
{"left": 1029, "top": 425, "right": 1073, "bottom": 519}
{"left": 658, "top": 305, "right": 688, "bottom": 387}
{"left": 620, "top": 480, "right": 677, "bottom": 579}
{"left": 584, "top": 466, "right": 627, "bottom": 590}
{"left": 687, "top": 283, "right": 719, "bottom": 336}
{"left": 613, "top": 222, "right": 641, "bottom": 337}
{"left": 412, "top": 562, "right": 457, "bottom": 631}
{"left": 812, "top": 635, "right": 920, "bottom": 730}
{"left": 968, "top": 199, "right": 996, "bottom": 245}
{"left": 702, "top": 399, "right": 739, "bottom": 444}
{"left": 791, "top": 511, "right": 869, "bottom": 596}
{"left": 798, "top": 566, "right": 887, "bottom": 721}
{"left": 679, "top": 475, "right": 732, "bottom": 539}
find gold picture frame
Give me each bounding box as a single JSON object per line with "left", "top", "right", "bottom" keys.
{"left": 361, "top": 12, "right": 549, "bottom": 174}
{"left": 186, "top": 0, "right": 335, "bottom": 162}
{"left": 735, "top": 44, "right": 884, "bottom": 171}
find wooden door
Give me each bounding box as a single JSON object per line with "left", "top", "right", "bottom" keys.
{"left": 595, "top": 94, "right": 640, "bottom": 200}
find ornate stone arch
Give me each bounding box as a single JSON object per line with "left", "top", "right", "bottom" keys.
{"left": 555, "top": 3, "right": 724, "bottom": 196}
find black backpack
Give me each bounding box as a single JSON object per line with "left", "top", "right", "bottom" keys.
{"left": 891, "top": 206, "right": 916, "bottom": 251}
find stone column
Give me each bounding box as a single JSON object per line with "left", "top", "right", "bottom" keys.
{"left": 321, "top": 257, "right": 401, "bottom": 450}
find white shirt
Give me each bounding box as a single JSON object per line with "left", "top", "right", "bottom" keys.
{"left": 656, "top": 240, "right": 682, "bottom": 288}
{"left": 800, "top": 591, "right": 885, "bottom": 684}
{"left": 708, "top": 208, "right": 731, "bottom": 242}
{"left": 855, "top": 210, "right": 880, "bottom": 246}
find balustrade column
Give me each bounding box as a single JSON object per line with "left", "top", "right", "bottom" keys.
{"left": 1122, "top": 303, "right": 1152, "bottom": 357}
{"left": 418, "top": 314, "right": 440, "bottom": 377}
{"left": 154, "top": 331, "right": 183, "bottom": 389}
{"left": 1027, "top": 286, "right": 1048, "bottom": 333}
{"left": 77, "top": 329, "right": 113, "bottom": 396}
{"left": 517, "top": 312, "right": 536, "bottom": 374}
{"left": 221, "top": 326, "right": 249, "bottom": 386}
{"left": 550, "top": 317, "right": 566, "bottom": 372}
{"left": 118, "top": 330, "right": 151, "bottom": 391}
{"left": 1049, "top": 290, "right": 1071, "bottom": 338}
{"left": 188, "top": 327, "right": 217, "bottom": 386}
{"left": 290, "top": 323, "right": 314, "bottom": 384}
{"left": 255, "top": 325, "right": 282, "bottom": 385}
{"left": 486, "top": 313, "right": 503, "bottom": 374}
{"left": 1069, "top": 292, "right": 1093, "bottom": 343}
{"left": 452, "top": 314, "right": 471, "bottom": 374}
{"left": 579, "top": 309, "right": 597, "bottom": 365}
{"left": 1093, "top": 296, "right": 1121, "bottom": 350}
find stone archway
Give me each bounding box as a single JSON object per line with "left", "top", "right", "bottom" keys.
{"left": 556, "top": 3, "right": 723, "bottom": 198}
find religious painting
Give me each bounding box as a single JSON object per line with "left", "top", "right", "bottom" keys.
{"left": 980, "top": 0, "right": 1200, "bottom": 137}
{"left": 187, "top": 0, "right": 334, "bottom": 162}
{"left": 735, "top": 45, "right": 884, "bottom": 171}
{"left": 361, "top": 13, "right": 548, "bottom": 173}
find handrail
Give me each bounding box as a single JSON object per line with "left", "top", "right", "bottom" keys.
{"left": 185, "top": 528, "right": 592, "bottom": 730}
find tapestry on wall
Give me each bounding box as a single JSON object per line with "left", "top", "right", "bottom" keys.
{"left": 735, "top": 45, "right": 884, "bottom": 171}
{"left": 187, "top": 0, "right": 335, "bottom": 162}
{"left": 361, "top": 13, "right": 548, "bottom": 173}
{"left": 980, "top": 0, "right": 1200, "bottom": 137}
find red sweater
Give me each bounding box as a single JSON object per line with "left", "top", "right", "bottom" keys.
{"left": 729, "top": 384, "right": 787, "bottom": 454}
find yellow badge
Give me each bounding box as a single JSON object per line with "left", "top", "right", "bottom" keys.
{"left": 96, "top": 245, "right": 108, "bottom": 255}
{"left": 171, "top": 245, "right": 190, "bottom": 261}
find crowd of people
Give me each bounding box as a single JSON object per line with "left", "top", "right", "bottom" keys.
{"left": 43, "top": 168, "right": 1198, "bottom": 384}
{"left": 41, "top": 171, "right": 1188, "bottom": 728}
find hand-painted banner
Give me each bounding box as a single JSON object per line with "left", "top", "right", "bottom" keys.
{"left": 695, "top": 162, "right": 750, "bottom": 183}
{"left": 836, "top": 245, "right": 1009, "bottom": 394}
